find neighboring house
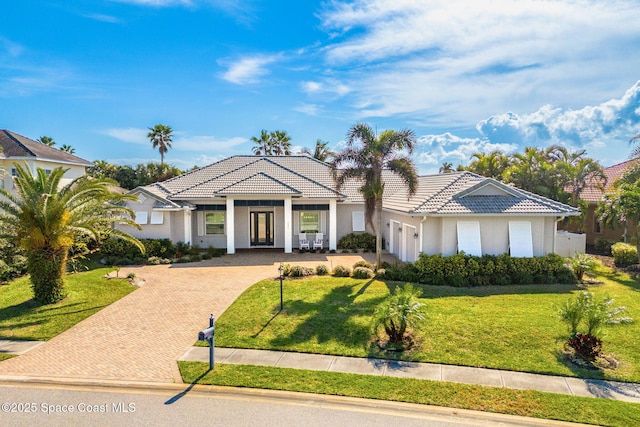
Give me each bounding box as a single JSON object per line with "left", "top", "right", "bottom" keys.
{"left": 117, "top": 155, "right": 579, "bottom": 262}
{"left": 0, "top": 130, "right": 93, "bottom": 194}
{"left": 562, "top": 158, "right": 639, "bottom": 246}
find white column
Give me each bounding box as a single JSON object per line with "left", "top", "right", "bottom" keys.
{"left": 284, "top": 198, "right": 292, "bottom": 253}
{"left": 183, "top": 208, "right": 192, "bottom": 246}
{"left": 226, "top": 198, "right": 235, "bottom": 254}
{"left": 329, "top": 199, "right": 337, "bottom": 251}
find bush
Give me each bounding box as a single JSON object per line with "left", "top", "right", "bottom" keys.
{"left": 568, "top": 333, "right": 603, "bottom": 362}
{"left": 568, "top": 253, "right": 597, "bottom": 282}
{"left": 352, "top": 266, "right": 375, "bottom": 279}
{"left": 373, "top": 283, "right": 425, "bottom": 349}
{"left": 332, "top": 265, "right": 351, "bottom": 277}
{"left": 337, "top": 232, "right": 376, "bottom": 251}
{"left": 175, "top": 241, "right": 190, "bottom": 258}
{"left": 611, "top": 242, "right": 638, "bottom": 267}
{"left": 207, "top": 247, "right": 226, "bottom": 257}
{"left": 315, "top": 265, "right": 329, "bottom": 276}
{"left": 353, "top": 260, "right": 375, "bottom": 270}
{"left": 100, "top": 237, "right": 175, "bottom": 259}
{"left": 290, "top": 265, "right": 314, "bottom": 277}
{"left": 594, "top": 238, "right": 617, "bottom": 256}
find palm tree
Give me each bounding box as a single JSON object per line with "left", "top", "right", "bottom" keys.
{"left": 0, "top": 164, "right": 143, "bottom": 304}
{"left": 331, "top": 123, "right": 418, "bottom": 268}
{"left": 439, "top": 162, "right": 454, "bottom": 174}
{"left": 60, "top": 144, "right": 75, "bottom": 154}
{"left": 301, "top": 139, "right": 334, "bottom": 162}
{"left": 270, "top": 130, "right": 292, "bottom": 155}
{"left": 629, "top": 133, "right": 640, "bottom": 158}
{"left": 251, "top": 130, "right": 272, "bottom": 155}
{"left": 37, "top": 136, "right": 55, "bottom": 147}
{"left": 466, "top": 150, "right": 510, "bottom": 179}
{"left": 147, "top": 124, "right": 173, "bottom": 165}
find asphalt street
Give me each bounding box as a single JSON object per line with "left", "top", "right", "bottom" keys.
{"left": 0, "top": 383, "right": 581, "bottom": 427}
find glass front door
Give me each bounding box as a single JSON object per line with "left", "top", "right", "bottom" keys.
{"left": 250, "top": 211, "right": 274, "bottom": 246}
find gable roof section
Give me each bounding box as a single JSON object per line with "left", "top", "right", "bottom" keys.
{"left": 579, "top": 158, "right": 640, "bottom": 203}
{"left": 384, "top": 172, "right": 579, "bottom": 216}
{"left": 0, "top": 130, "right": 93, "bottom": 167}
{"left": 143, "top": 155, "right": 344, "bottom": 200}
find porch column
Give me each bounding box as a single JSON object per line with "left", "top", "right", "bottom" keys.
{"left": 183, "top": 208, "right": 192, "bottom": 246}
{"left": 329, "top": 199, "right": 337, "bottom": 251}
{"left": 284, "top": 198, "right": 292, "bottom": 253}
{"left": 226, "top": 198, "right": 235, "bottom": 254}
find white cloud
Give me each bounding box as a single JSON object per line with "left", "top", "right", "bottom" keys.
{"left": 301, "top": 79, "right": 350, "bottom": 97}
{"left": 103, "top": 127, "right": 148, "bottom": 144}
{"left": 294, "top": 103, "right": 320, "bottom": 116}
{"left": 85, "top": 13, "right": 123, "bottom": 23}
{"left": 219, "top": 55, "right": 278, "bottom": 85}
{"left": 317, "top": 1, "right": 640, "bottom": 124}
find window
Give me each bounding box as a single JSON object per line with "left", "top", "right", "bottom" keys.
{"left": 135, "top": 212, "right": 148, "bottom": 225}
{"left": 299, "top": 212, "right": 319, "bottom": 233}
{"left": 352, "top": 211, "right": 365, "bottom": 232}
{"left": 508, "top": 221, "right": 533, "bottom": 257}
{"left": 150, "top": 211, "right": 164, "bottom": 225}
{"left": 44, "top": 169, "right": 52, "bottom": 176}
{"left": 206, "top": 212, "right": 225, "bottom": 234}
{"left": 10, "top": 168, "right": 17, "bottom": 189}
{"left": 456, "top": 221, "right": 482, "bottom": 256}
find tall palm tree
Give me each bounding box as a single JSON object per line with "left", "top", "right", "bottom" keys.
{"left": 301, "top": 139, "right": 334, "bottom": 162}
{"left": 331, "top": 123, "right": 418, "bottom": 268}
{"left": 629, "top": 133, "right": 640, "bottom": 158}
{"left": 37, "top": 136, "right": 55, "bottom": 147}
{"left": 270, "top": 130, "right": 292, "bottom": 155}
{"left": 147, "top": 124, "right": 173, "bottom": 165}
{"left": 60, "top": 144, "right": 75, "bottom": 154}
{"left": 0, "top": 164, "right": 143, "bottom": 304}
{"left": 466, "top": 150, "right": 510, "bottom": 180}
{"left": 251, "top": 130, "right": 272, "bottom": 155}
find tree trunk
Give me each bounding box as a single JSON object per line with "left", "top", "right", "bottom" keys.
{"left": 27, "top": 246, "right": 68, "bottom": 305}
{"left": 375, "top": 197, "right": 383, "bottom": 270}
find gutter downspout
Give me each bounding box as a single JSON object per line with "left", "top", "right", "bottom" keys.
{"left": 419, "top": 215, "right": 427, "bottom": 256}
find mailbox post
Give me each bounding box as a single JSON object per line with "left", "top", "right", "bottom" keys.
{"left": 198, "top": 314, "right": 215, "bottom": 370}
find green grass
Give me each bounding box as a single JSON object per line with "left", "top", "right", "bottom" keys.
{"left": 178, "top": 362, "right": 640, "bottom": 427}
{"left": 0, "top": 268, "right": 136, "bottom": 341}
{"left": 213, "top": 264, "right": 640, "bottom": 383}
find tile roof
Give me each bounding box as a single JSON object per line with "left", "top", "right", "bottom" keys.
{"left": 133, "top": 156, "right": 578, "bottom": 216}
{"left": 0, "top": 130, "right": 93, "bottom": 166}
{"left": 579, "top": 158, "right": 640, "bottom": 202}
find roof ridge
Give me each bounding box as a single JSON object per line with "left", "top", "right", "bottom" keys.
{"left": 412, "top": 172, "right": 478, "bottom": 213}
{"left": 4, "top": 130, "right": 36, "bottom": 157}
{"left": 216, "top": 171, "right": 301, "bottom": 194}
{"left": 261, "top": 157, "right": 345, "bottom": 198}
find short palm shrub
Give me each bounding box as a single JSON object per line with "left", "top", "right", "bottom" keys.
{"left": 290, "top": 265, "right": 314, "bottom": 277}
{"left": 611, "top": 242, "right": 638, "bottom": 267}
{"left": 332, "top": 265, "right": 351, "bottom": 277}
{"left": 315, "top": 264, "right": 329, "bottom": 276}
{"left": 352, "top": 266, "right": 374, "bottom": 279}
{"left": 569, "top": 253, "right": 597, "bottom": 282}
{"left": 558, "top": 291, "right": 632, "bottom": 362}
{"left": 373, "top": 283, "right": 425, "bottom": 350}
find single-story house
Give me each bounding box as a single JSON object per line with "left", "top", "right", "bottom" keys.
{"left": 117, "top": 155, "right": 579, "bottom": 262}
{"left": 0, "top": 129, "right": 93, "bottom": 194}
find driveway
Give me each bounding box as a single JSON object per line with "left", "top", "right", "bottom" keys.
{"left": 0, "top": 251, "right": 392, "bottom": 383}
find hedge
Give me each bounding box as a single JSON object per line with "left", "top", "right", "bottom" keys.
{"left": 382, "top": 253, "right": 576, "bottom": 287}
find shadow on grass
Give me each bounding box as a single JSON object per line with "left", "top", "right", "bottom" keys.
{"left": 389, "top": 281, "right": 582, "bottom": 300}
{"left": 269, "top": 281, "right": 385, "bottom": 350}
{"left": 597, "top": 267, "right": 640, "bottom": 291}
{"left": 555, "top": 349, "right": 605, "bottom": 381}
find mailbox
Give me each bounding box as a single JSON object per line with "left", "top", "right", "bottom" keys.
{"left": 198, "top": 326, "right": 214, "bottom": 341}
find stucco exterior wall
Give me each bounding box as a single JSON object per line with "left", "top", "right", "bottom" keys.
{"left": 335, "top": 203, "right": 371, "bottom": 240}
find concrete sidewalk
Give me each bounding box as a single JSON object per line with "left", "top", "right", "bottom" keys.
{"left": 0, "top": 340, "right": 44, "bottom": 355}
{"left": 180, "top": 346, "right": 640, "bottom": 403}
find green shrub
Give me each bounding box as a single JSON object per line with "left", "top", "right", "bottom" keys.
{"left": 337, "top": 232, "right": 376, "bottom": 251}
{"left": 611, "top": 242, "right": 638, "bottom": 267}
{"left": 147, "top": 256, "right": 162, "bottom": 265}
{"left": 281, "top": 264, "right": 292, "bottom": 276}
{"left": 594, "top": 238, "right": 617, "bottom": 256}
{"left": 290, "top": 265, "right": 314, "bottom": 277}
{"left": 315, "top": 265, "right": 329, "bottom": 276}
{"left": 353, "top": 260, "right": 375, "bottom": 270}
{"left": 373, "top": 283, "right": 425, "bottom": 349}
{"left": 175, "top": 241, "right": 190, "bottom": 258}
{"left": 332, "top": 265, "right": 351, "bottom": 277}
{"left": 569, "top": 253, "right": 597, "bottom": 282}
{"left": 352, "top": 266, "right": 375, "bottom": 279}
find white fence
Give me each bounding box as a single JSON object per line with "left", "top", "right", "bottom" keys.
{"left": 555, "top": 231, "right": 586, "bottom": 257}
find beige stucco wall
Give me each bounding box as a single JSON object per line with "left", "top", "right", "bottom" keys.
{"left": 0, "top": 159, "right": 87, "bottom": 195}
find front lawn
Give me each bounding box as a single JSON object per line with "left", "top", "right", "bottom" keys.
{"left": 179, "top": 362, "right": 640, "bottom": 427}
{"left": 214, "top": 264, "right": 640, "bottom": 383}
{"left": 0, "top": 268, "right": 136, "bottom": 341}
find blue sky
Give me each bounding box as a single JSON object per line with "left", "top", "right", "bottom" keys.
{"left": 2, "top": 0, "right": 640, "bottom": 174}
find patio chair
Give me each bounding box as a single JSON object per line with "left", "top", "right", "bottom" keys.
{"left": 312, "top": 233, "right": 323, "bottom": 250}
{"left": 299, "top": 233, "right": 310, "bottom": 249}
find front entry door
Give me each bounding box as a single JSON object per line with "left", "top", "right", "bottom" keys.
{"left": 250, "top": 211, "right": 274, "bottom": 246}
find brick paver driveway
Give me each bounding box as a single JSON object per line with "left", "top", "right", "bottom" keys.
{"left": 0, "top": 251, "right": 390, "bottom": 383}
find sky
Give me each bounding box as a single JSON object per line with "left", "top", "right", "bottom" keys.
{"left": 2, "top": 0, "right": 640, "bottom": 174}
